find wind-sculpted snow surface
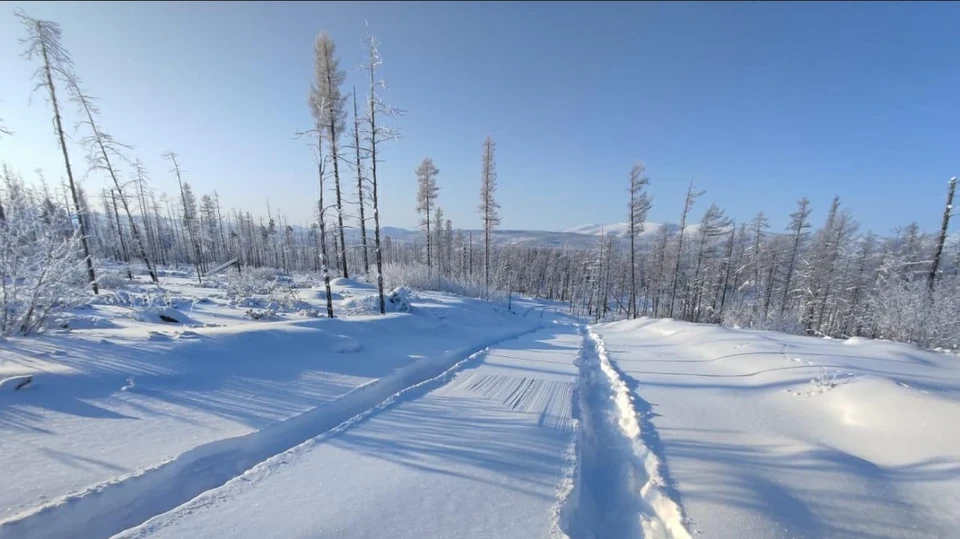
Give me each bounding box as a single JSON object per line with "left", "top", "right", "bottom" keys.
{"left": 592, "top": 317, "right": 960, "bottom": 538}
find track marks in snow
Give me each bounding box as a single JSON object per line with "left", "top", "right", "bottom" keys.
{"left": 0, "top": 326, "right": 541, "bottom": 539}
{"left": 449, "top": 372, "right": 574, "bottom": 434}
{"left": 560, "top": 326, "right": 691, "bottom": 539}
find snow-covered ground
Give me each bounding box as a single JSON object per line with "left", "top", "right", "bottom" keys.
{"left": 3, "top": 273, "right": 959, "bottom": 539}
{"left": 592, "top": 318, "right": 960, "bottom": 539}
{"left": 0, "top": 273, "right": 545, "bottom": 539}
{"left": 114, "top": 322, "right": 583, "bottom": 539}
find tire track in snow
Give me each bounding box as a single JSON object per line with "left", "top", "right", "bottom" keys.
{"left": 559, "top": 326, "right": 691, "bottom": 539}
{"left": 0, "top": 325, "right": 543, "bottom": 539}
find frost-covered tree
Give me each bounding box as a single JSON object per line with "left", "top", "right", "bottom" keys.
{"left": 668, "top": 181, "right": 704, "bottom": 317}
{"left": 779, "top": 197, "right": 812, "bottom": 321}
{"left": 628, "top": 161, "right": 652, "bottom": 319}
{"left": 310, "top": 32, "right": 349, "bottom": 278}
{"left": 17, "top": 10, "right": 98, "bottom": 293}
{"left": 479, "top": 135, "right": 501, "bottom": 300}
{"left": 350, "top": 89, "right": 370, "bottom": 274}
{"left": 0, "top": 170, "right": 88, "bottom": 335}
{"left": 362, "top": 28, "right": 403, "bottom": 314}
{"left": 164, "top": 152, "right": 203, "bottom": 283}
{"left": 433, "top": 206, "right": 445, "bottom": 274}
{"left": 415, "top": 157, "right": 440, "bottom": 271}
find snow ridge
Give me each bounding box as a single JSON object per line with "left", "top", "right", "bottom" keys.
{"left": 0, "top": 325, "right": 542, "bottom": 539}
{"left": 559, "top": 326, "right": 691, "bottom": 539}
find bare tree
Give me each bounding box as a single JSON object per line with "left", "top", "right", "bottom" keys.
{"left": 310, "top": 32, "right": 349, "bottom": 278}
{"left": 628, "top": 161, "right": 652, "bottom": 318}
{"left": 362, "top": 27, "right": 403, "bottom": 314}
{"left": 415, "top": 157, "right": 440, "bottom": 271}
{"left": 68, "top": 78, "right": 158, "bottom": 282}
{"left": 17, "top": 10, "right": 98, "bottom": 293}
{"left": 351, "top": 89, "right": 370, "bottom": 274}
{"left": 668, "top": 181, "right": 704, "bottom": 317}
{"left": 928, "top": 177, "right": 957, "bottom": 292}
{"left": 433, "top": 206, "right": 445, "bottom": 275}
{"left": 164, "top": 152, "right": 202, "bottom": 284}
{"left": 479, "top": 135, "right": 501, "bottom": 300}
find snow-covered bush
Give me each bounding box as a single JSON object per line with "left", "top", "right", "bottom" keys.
{"left": 0, "top": 171, "right": 90, "bottom": 336}
{"left": 382, "top": 262, "right": 508, "bottom": 303}
{"left": 809, "top": 366, "right": 839, "bottom": 393}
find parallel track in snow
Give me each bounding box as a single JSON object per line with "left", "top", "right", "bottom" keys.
{"left": 559, "top": 326, "right": 691, "bottom": 539}
{"left": 0, "top": 326, "right": 542, "bottom": 539}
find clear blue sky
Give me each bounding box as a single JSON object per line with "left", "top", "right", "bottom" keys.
{"left": 1, "top": 1, "right": 958, "bottom": 235}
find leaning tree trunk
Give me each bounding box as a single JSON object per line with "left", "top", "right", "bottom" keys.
{"left": 40, "top": 36, "right": 97, "bottom": 293}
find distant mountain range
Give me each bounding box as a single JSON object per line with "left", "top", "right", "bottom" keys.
{"left": 343, "top": 222, "right": 696, "bottom": 250}
{"left": 295, "top": 220, "right": 957, "bottom": 252}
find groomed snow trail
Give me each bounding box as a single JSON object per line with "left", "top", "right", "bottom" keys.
{"left": 0, "top": 325, "right": 541, "bottom": 539}
{"left": 559, "top": 327, "right": 691, "bottom": 539}
{"left": 111, "top": 322, "right": 583, "bottom": 539}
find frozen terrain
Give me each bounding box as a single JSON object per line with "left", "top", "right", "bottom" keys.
{"left": 592, "top": 318, "right": 960, "bottom": 538}
{"left": 2, "top": 273, "right": 958, "bottom": 539}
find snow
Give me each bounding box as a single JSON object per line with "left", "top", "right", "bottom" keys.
{"left": 114, "top": 322, "right": 582, "bottom": 539}
{"left": 590, "top": 317, "right": 960, "bottom": 538}
{"left": 0, "top": 275, "right": 542, "bottom": 539}
{"left": 4, "top": 274, "right": 959, "bottom": 539}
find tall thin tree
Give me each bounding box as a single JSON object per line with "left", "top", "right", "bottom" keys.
{"left": 68, "top": 78, "right": 158, "bottom": 283}
{"left": 17, "top": 11, "right": 98, "bottom": 293}
{"left": 779, "top": 197, "right": 812, "bottom": 321}
{"left": 311, "top": 32, "right": 349, "bottom": 278}
{"left": 164, "top": 152, "right": 202, "bottom": 284}
{"left": 362, "top": 28, "right": 403, "bottom": 314}
{"left": 351, "top": 89, "right": 370, "bottom": 274}
{"left": 668, "top": 181, "right": 704, "bottom": 317}
{"left": 928, "top": 177, "right": 957, "bottom": 292}
{"left": 628, "top": 161, "right": 652, "bottom": 319}
{"left": 415, "top": 157, "right": 440, "bottom": 271}
{"left": 479, "top": 135, "right": 501, "bottom": 300}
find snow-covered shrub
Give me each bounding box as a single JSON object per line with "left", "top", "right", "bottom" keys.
{"left": 95, "top": 264, "right": 144, "bottom": 289}
{"left": 387, "top": 287, "right": 412, "bottom": 312}
{"left": 340, "top": 286, "right": 415, "bottom": 315}
{"left": 0, "top": 172, "right": 90, "bottom": 336}
{"left": 244, "top": 308, "right": 278, "bottom": 320}
{"left": 809, "top": 367, "right": 839, "bottom": 393}
{"left": 382, "top": 262, "right": 508, "bottom": 303}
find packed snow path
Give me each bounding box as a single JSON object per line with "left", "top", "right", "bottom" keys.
{"left": 114, "top": 322, "right": 586, "bottom": 539}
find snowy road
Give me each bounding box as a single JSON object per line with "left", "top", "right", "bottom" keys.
{"left": 115, "top": 322, "right": 586, "bottom": 539}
